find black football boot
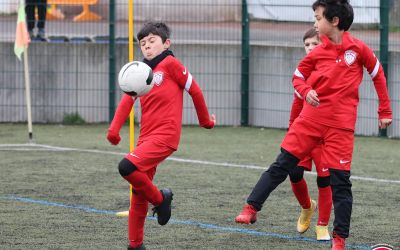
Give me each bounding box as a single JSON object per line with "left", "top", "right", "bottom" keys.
{"left": 152, "top": 188, "right": 173, "bottom": 225}
{"left": 127, "top": 244, "right": 146, "bottom": 250}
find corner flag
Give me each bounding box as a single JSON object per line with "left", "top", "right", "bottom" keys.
{"left": 14, "top": 0, "right": 30, "bottom": 60}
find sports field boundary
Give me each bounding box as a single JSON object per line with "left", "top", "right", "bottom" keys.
{"left": 1, "top": 143, "right": 399, "bottom": 185}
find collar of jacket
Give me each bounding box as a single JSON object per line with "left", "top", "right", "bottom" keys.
{"left": 320, "top": 31, "right": 355, "bottom": 51}
{"left": 143, "top": 49, "right": 175, "bottom": 69}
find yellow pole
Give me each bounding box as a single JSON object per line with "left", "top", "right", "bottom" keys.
{"left": 128, "top": 0, "right": 135, "bottom": 152}
{"left": 116, "top": 0, "right": 134, "bottom": 217}
{"left": 128, "top": 0, "right": 135, "bottom": 202}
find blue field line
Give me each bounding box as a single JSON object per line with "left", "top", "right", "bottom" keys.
{"left": 1, "top": 195, "right": 370, "bottom": 249}
{"left": 1, "top": 195, "right": 116, "bottom": 215}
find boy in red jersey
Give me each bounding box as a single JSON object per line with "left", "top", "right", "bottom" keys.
{"left": 288, "top": 28, "right": 332, "bottom": 241}
{"left": 107, "top": 21, "right": 216, "bottom": 250}
{"left": 235, "top": 1, "right": 392, "bottom": 249}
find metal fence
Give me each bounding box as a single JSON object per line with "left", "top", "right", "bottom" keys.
{"left": 0, "top": 1, "right": 399, "bottom": 137}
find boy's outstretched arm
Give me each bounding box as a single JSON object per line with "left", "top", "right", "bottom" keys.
{"left": 188, "top": 80, "right": 216, "bottom": 129}
{"left": 107, "top": 94, "right": 136, "bottom": 145}
{"left": 362, "top": 44, "right": 392, "bottom": 128}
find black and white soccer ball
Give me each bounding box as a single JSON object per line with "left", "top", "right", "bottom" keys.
{"left": 118, "top": 61, "right": 154, "bottom": 97}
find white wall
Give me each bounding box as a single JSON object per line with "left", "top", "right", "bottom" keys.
{"left": 1, "top": 0, "right": 387, "bottom": 24}
{"left": 247, "top": 0, "right": 380, "bottom": 23}
{"left": 115, "top": 0, "right": 241, "bottom": 22}
{"left": 0, "top": 0, "right": 18, "bottom": 14}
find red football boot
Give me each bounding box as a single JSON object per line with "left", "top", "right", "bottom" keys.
{"left": 235, "top": 204, "right": 257, "bottom": 224}
{"left": 331, "top": 232, "right": 346, "bottom": 250}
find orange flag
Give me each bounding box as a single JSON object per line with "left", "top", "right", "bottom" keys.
{"left": 14, "top": 0, "right": 31, "bottom": 60}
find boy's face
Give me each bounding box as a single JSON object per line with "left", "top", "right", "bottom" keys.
{"left": 313, "top": 6, "right": 338, "bottom": 37}
{"left": 139, "top": 33, "right": 170, "bottom": 60}
{"left": 304, "top": 36, "right": 320, "bottom": 54}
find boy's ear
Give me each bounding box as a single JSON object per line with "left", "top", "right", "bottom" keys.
{"left": 164, "top": 38, "right": 171, "bottom": 49}
{"left": 332, "top": 16, "right": 340, "bottom": 27}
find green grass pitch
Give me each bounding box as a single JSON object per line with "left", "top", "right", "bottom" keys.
{"left": 0, "top": 124, "right": 399, "bottom": 249}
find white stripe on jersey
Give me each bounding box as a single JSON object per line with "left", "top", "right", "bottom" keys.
{"left": 294, "top": 90, "right": 303, "bottom": 99}
{"left": 370, "top": 59, "right": 380, "bottom": 79}
{"left": 184, "top": 73, "right": 193, "bottom": 92}
{"left": 294, "top": 68, "right": 305, "bottom": 80}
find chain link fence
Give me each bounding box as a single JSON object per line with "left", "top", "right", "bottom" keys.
{"left": 0, "top": 0, "right": 399, "bottom": 137}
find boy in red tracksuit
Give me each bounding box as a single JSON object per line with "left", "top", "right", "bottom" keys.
{"left": 288, "top": 28, "right": 332, "bottom": 241}
{"left": 107, "top": 21, "right": 216, "bottom": 250}
{"left": 235, "top": 1, "right": 392, "bottom": 250}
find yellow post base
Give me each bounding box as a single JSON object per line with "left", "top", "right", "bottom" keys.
{"left": 115, "top": 211, "right": 129, "bottom": 217}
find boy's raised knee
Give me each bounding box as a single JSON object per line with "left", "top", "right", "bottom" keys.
{"left": 118, "top": 158, "right": 137, "bottom": 176}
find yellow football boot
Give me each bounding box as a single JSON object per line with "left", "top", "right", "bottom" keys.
{"left": 297, "top": 199, "right": 316, "bottom": 233}
{"left": 316, "top": 225, "right": 331, "bottom": 241}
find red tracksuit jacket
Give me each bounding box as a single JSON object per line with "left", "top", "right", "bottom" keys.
{"left": 292, "top": 32, "right": 392, "bottom": 131}
{"left": 138, "top": 55, "right": 213, "bottom": 149}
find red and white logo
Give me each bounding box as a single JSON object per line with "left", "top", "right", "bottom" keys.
{"left": 371, "top": 244, "right": 394, "bottom": 250}
{"left": 344, "top": 50, "right": 357, "bottom": 66}
{"left": 152, "top": 72, "right": 164, "bottom": 86}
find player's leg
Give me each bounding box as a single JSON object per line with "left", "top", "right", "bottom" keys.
{"left": 313, "top": 144, "right": 332, "bottom": 240}
{"left": 36, "top": 0, "right": 46, "bottom": 28}
{"left": 127, "top": 168, "right": 156, "bottom": 250}
{"left": 235, "top": 117, "right": 320, "bottom": 224}
{"left": 119, "top": 158, "right": 163, "bottom": 205}
{"left": 315, "top": 175, "right": 332, "bottom": 240}
{"left": 120, "top": 140, "right": 175, "bottom": 226}
{"left": 128, "top": 191, "right": 148, "bottom": 249}
{"left": 324, "top": 128, "right": 354, "bottom": 249}
{"left": 290, "top": 164, "right": 310, "bottom": 210}
{"left": 36, "top": 0, "right": 47, "bottom": 38}
{"left": 25, "top": 0, "right": 35, "bottom": 36}
{"left": 330, "top": 169, "right": 351, "bottom": 249}
{"left": 235, "top": 148, "right": 300, "bottom": 224}
{"left": 289, "top": 161, "right": 316, "bottom": 234}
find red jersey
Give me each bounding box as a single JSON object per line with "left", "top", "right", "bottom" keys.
{"left": 292, "top": 32, "right": 392, "bottom": 131}
{"left": 138, "top": 55, "right": 212, "bottom": 149}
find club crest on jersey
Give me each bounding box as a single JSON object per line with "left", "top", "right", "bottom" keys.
{"left": 152, "top": 72, "right": 164, "bottom": 86}
{"left": 371, "top": 244, "right": 394, "bottom": 250}
{"left": 344, "top": 50, "right": 357, "bottom": 66}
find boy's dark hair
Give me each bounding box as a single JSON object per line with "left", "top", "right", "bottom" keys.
{"left": 137, "top": 21, "right": 171, "bottom": 42}
{"left": 312, "top": 0, "right": 354, "bottom": 31}
{"left": 303, "top": 28, "right": 319, "bottom": 42}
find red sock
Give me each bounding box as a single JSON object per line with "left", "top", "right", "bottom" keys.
{"left": 122, "top": 170, "right": 163, "bottom": 205}
{"left": 317, "top": 186, "right": 332, "bottom": 226}
{"left": 128, "top": 193, "right": 148, "bottom": 248}
{"left": 291, "top": 178, "right": 311, "bottom": 209}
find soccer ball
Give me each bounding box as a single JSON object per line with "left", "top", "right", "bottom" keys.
{"left": 118, "top": 61, "right": 154, "bottom": 97}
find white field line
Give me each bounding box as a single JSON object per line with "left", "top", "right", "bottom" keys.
{"left": 1, "top": 143, "right": 400, "bottom": 185}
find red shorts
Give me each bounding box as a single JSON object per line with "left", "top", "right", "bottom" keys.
{"left": 298, "top": 144, "right": 330, "bottom": 177}
{"left": 282, "top": 117, "right": 354, "bottom": 171}
{"left": 125, "top": 140, "right": 175, "bottom": 172}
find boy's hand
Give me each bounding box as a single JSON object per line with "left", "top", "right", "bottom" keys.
{"left": 107, "top": 129, "right": 121, "bottom": 145}
{"left": 379, "top": 118, "right": 392, "bottom": 129}
{"left": 210, "top": 114, "right": 216, "bottom": 127}
{"left": 306, "top": 90, "right": 319, "bottom": 107}
{"left": 202, "top": 114, "right": 216, "bottom": 129}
